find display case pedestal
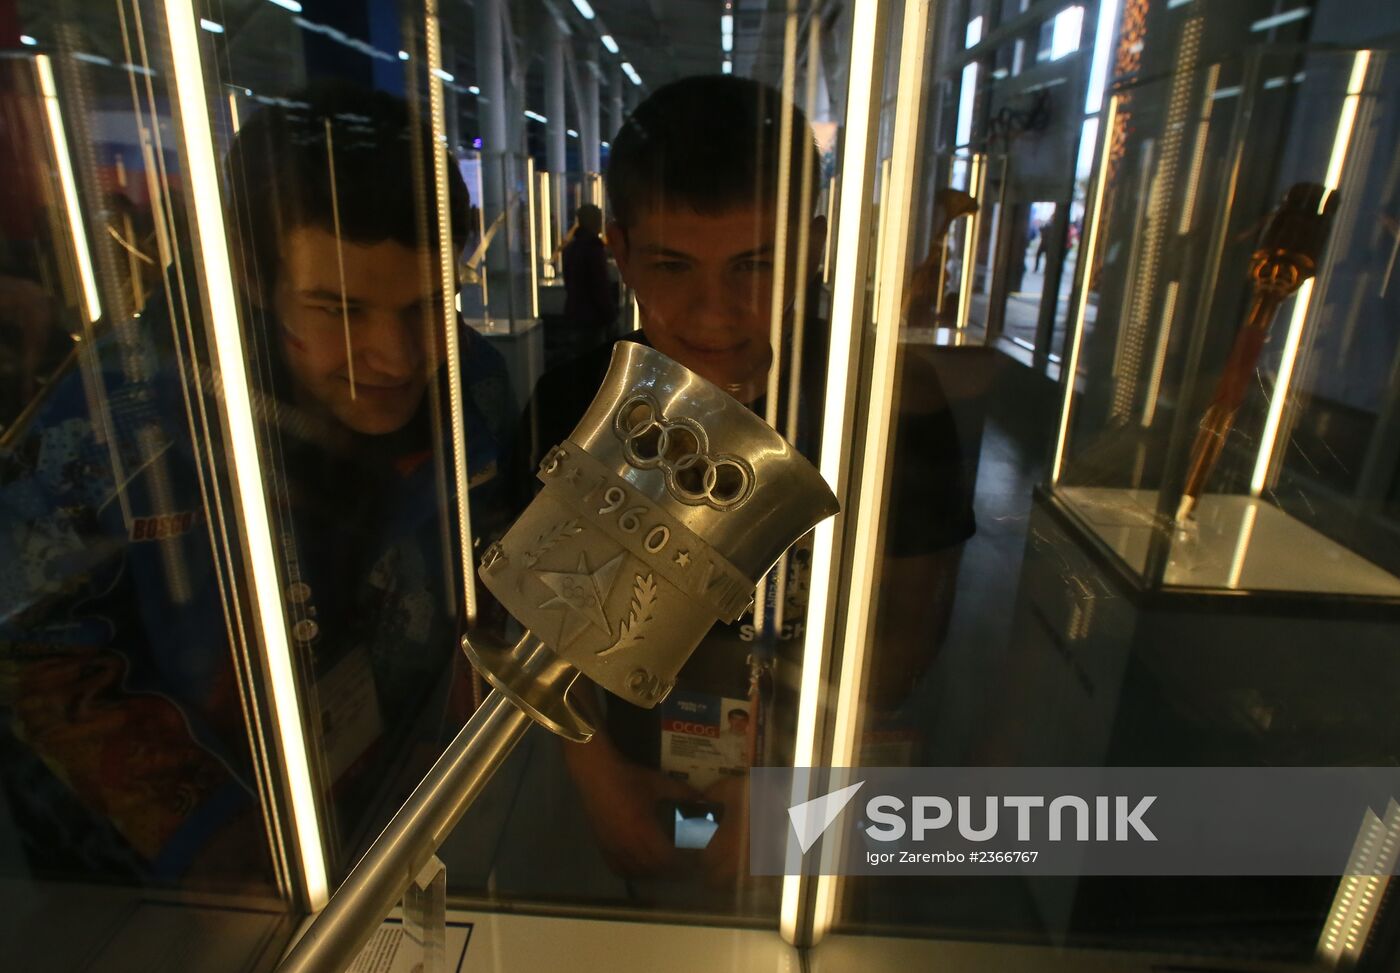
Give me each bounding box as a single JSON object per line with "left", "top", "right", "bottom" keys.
{"left": 986, "top": 488, "right": 1400, "bottom": 768}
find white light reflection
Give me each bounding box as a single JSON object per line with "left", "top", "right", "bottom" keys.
{"left": 1250, "top": 7, "right": 1310, "bottom": 32}
{"left": 1053, "top": 95, "right": 1119, "bottom": 483}
{"left": 1250, "top": 50, "right": 1370, "bottom": 495}
{"left": 36, "top": 55, "right": 101, "bottom": 324}
{"left": 1049, "top": 6, "right": 1085, "bottom": 61}
{"left": 1085, "top": 0, "right": 1124, "bottom": 114}
{"left": 526, "top": 156, "right": 540, "bottom": 318}
{"left": 160, "top": 0, "right": 327, "bottom": 907}
{"left": 782, "top": 0, "right": 882, "bottom": 945}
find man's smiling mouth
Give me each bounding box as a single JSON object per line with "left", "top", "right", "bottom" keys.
{"left": 677, "top": 337, "right": 746, "bottom": 355}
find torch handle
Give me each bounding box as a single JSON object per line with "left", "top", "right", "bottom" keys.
{"left": 277, "top": 687, "right": 533, "bottom": 973}
{"left": 1176, "top": 289, "right": 1287, "bottom": 521}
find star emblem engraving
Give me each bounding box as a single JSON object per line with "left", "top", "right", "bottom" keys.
{"left": 536, "top": 552, "right": 625, "bottom": 647}
{"left": 673, "top": 550, "right": 691, "bottom": 568}
{"left": 564, "top": 465, "right": 582, "bottom": 485}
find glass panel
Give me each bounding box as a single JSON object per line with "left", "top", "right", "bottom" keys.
{"left": 9, "top": 0, "right": 1400, "bottom": 970}
{"left": 0, "top": 5, "right": 296, "bottom": 969}
{"left": 435, "top": 0, "right": 855, "bottom": 927}
{"left": 827, "top": 0, "right": 1400, "bottom": 969}
{"left": 202, "top": 0, "right": 521, "bottom": 889}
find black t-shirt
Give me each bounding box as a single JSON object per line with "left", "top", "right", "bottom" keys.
{"left": 509, "top": 324, "right": 975, "bottom": 769}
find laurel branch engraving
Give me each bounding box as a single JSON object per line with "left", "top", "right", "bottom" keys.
{"left": 599, "top": 573, "right": 656, "bottom": 655}
{"left": 522, "top": 518, "right": 582, "bottom": 567}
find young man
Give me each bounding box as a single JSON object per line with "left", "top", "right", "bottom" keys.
{"left": 0, "top": 84, "right": 510, "bottom": 884}
{"left": 516, "top": 76, "right": 974, "bottom": 891}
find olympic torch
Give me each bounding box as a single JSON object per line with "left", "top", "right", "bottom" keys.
{"left": 279, "top": 342, "right": 839, "bottom": 972}
{"left": 1175, "top": 182, "right": 1337, "bottom": 523}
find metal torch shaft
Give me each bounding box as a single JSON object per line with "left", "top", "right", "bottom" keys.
{"left": 277, "top": 687, "right": 533, "bottom": 973}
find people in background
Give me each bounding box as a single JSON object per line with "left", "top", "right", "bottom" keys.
{"left": 561, "top": 203, "right": 618, "bottom": 356}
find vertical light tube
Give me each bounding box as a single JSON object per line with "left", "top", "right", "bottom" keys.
{"left": 869, "top": 157, "right": 893, "bottom": 330}
{"left": 36, "top": 55, "right": 101, "bottom": 324}
{"left": 1250, "top": 50, "right": 1370, "bottom": 495}
{"left": 1053, "top": 95, "right": 1119, "bottom": 484}
{"left": 537, "top": 169, "right": 553, "bottom": 280}
{"left": 526, "top": 156, "right": 540, "bottom": 317}
{"left": 754, "top": 1, "right": 801, "bottom": 643}
{"left": 954, "top": 152, "right": 985, "bottom": 330}
{"left": 822, "top": 174, "right": 839, "bottom": 284}
{"left": 1176, "top": 63, "right": 1220, "bottom": 235}
{"left": 812, "top": 0, "right": 935, "bottom": 938}
{"left": 1227, "top": 502, "right": 1258, "bottom": 588}
{"left": 426, "top": 0, "right": 479, "bottom": 622}
{"left": 159, "top": 0, "right": 327, "bottom": 907}
{"left": 781, "top": 0, "right": 885, "bottom": 944}
{"left": 1085, "top": 0, "right": 1124, "bottom": 114}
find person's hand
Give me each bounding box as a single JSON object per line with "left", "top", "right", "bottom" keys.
{"left": 564, "top": 734, "right": 701, "bottom": 877}
{"left": 699, "top": 774, "right": 749, "bottom": 888}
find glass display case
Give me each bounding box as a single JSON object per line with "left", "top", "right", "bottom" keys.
{"left": 3, "top": 0, "right": 1399, "bottom": 971}
{"left": 1053, "top": 45, "right": 1400, "bottom": 603}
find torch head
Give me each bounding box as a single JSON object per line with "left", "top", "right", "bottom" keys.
{"left": 1249, "top": 182, "right": 1338, "bottom": 296}
{"left": 473, "top": 342, "right": 839, "bottom": 713}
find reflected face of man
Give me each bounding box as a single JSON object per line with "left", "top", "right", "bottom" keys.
{"left": 272, "top": 225, "right": 441, "bottom": 435}
{"left": 612, "top": 205, "right": 811, "bottom": 404}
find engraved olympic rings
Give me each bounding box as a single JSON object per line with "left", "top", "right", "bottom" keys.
{"left": 613, "top": 394, "right": 754, "bottom": 510}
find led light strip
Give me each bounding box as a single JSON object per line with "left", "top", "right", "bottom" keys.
{"left": 1053, "top": 95, "right": 1119, "bottom": 484}
{"left": 427, "top": 0, "right": 479, "bottom": 622}
{"left": 160, "top": 0, "right": 327, "bottom": 907}
{"left": 780, "top": 0, "right": 884, "bottom": 945}
{"left": 1250, "top": 50, "right": 1370, "bottom": 495}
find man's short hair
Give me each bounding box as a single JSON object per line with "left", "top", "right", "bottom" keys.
{"left": 575, "top": 203, "right": 603, "bottom": 235}
{"left": 605, "top": 75, "right": 820, "bottom": 228}
{"left": 728, "top": 708, "right": 749, "bottom": 721}
{"left": 225, "top": 82, "right": 469, "bottom": 294}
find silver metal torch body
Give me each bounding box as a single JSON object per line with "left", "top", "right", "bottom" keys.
{"left": 278, "top": 343, "right": 837, "bottom": 972}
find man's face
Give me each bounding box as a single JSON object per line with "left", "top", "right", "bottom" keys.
{"left": 611, "top": 205, "right": 820, "bottom": 403}
{"left": 271, "top": 225, "right": 440, "bottom": 435}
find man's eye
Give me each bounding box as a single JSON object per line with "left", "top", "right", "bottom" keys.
{"left": 650, "top": 260, "right": 689, "bottom": 274}
{"left": 735, "top": 259, "right": 774, "bottom": 273}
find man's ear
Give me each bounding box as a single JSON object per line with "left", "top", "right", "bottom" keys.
{"left": 607, "top": 220, "right": 631, "bottom": 281}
